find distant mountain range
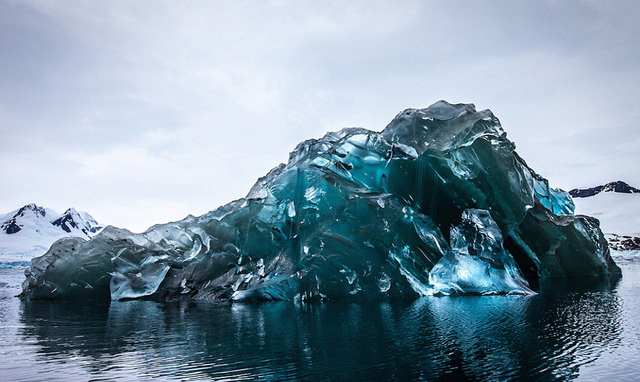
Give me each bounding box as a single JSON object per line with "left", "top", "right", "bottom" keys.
{"left": 0, "top": 203, "right": 103, "bottom": 267}
{"left": 569, "top": 181, "right": 640, "bottom": 198}
{"left": 572, "top": 181, "right": 640, "bottom": 252}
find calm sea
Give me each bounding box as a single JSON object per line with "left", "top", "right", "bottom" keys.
{"left": 1, "top": 255, "right": 639, "bottom": 381}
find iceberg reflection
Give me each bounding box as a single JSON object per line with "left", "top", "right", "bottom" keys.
{"left": 18, "top": 285, "right": 622, "bottom": 381}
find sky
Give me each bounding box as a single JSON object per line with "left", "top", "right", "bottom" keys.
{"left": 1, "top": 0, "right": 639, "bottom": 232}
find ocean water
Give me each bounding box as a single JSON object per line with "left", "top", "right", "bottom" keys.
{"left": 1, "top": 255, "right": 639, "bottom": 381}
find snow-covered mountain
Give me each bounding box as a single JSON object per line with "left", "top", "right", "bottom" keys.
{"left": 570, "top": 181, "right": 640, "bottom": 198}
{"left": 0, "top": 203, "right": 103, "bottom": 267}
{"left": 572, "top": 181, "right": 640, "bottom": 251}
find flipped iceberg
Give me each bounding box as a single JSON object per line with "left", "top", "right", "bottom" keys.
{"left": 21, "top": 101, "right": 621, "bottom": 301}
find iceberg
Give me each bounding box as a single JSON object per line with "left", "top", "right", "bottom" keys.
{"left": 20, "top": 101, "right": 621, "bottom": 301}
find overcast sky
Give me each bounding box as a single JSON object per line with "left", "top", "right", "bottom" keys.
{"left": 1, "top": 0, "right": 639, "bottom": 232}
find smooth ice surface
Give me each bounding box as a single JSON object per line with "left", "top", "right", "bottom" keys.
{"left": 21, "top": 101, "right": 621, "bottom": 301}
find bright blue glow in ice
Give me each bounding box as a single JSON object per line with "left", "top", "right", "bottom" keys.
{"left": 533, "top": 174, "right": 575, "bottom": 215}
{"left": 428, "top": 209, "right": 533, "bottom": 295}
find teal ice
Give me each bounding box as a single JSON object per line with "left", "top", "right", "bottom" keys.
{"left": 21, "top": 101, "right": 621, "bottom": 301}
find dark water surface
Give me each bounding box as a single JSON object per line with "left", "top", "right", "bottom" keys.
{"left": 1, "top": 257, "right": 639, "bottom": 381}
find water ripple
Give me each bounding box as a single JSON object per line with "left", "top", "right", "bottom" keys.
{"left": 1, "top": 263, "right": 640, "bottom": 380}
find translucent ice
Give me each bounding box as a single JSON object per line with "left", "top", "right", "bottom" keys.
{"left": 428, "top": 209, "right": 533, "bottom": 295}
{"left": 21, "top": 101, "right": 621, "bottom": 302}
{"left": 532, "top": 173, "right": 575, "bottom": 215}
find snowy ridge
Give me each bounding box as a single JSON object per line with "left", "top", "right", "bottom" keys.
{"left": 573, "top": 187, "right": 640, "bottom": 237}
{"left": 0, "top": 203, "right": 103, "bottom": 267}
{"left": 574, "top": 193, "right": 640, "bottom": 237}
{"left": 572, "top": 182, "right": 640, "bottom": 254}
{"left": 570, "top": 181, "right": 640, "bottom": 198}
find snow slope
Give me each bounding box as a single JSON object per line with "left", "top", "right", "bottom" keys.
{"left": 0, "top": 204, "right": 103, "bottom": 267}
{"left": 573, "top": 192, "right": 640, "bottom": 237}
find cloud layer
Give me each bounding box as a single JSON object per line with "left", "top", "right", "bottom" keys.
{"left": 2, "top": 0, "right": 639, "bottom": 231}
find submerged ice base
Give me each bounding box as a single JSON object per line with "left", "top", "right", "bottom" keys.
{"left": 21, "top": 101, "right": 621, "bottom": 302}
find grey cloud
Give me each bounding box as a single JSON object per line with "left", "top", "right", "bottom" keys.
{"left": 1, "top": 0, "right": 639, "bottom": 231}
